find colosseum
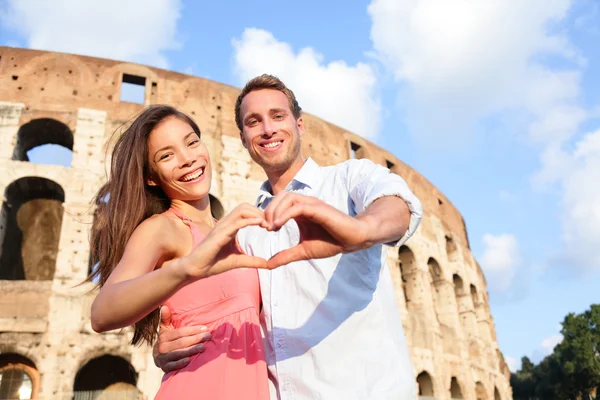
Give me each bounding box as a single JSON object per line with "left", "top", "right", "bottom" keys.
{"left": 0, "top": 46, "right": 512, "bottom": 399}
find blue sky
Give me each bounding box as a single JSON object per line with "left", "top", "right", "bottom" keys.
{"left": 2, "top": 0, "right": 599, "bottom": 371}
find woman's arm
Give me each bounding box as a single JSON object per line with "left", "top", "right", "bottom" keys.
{"left": 91, "top": 215, "right": 188, "bottom": 333}
{"left": 91, "top": 203, "right": 268, "bottom": 333}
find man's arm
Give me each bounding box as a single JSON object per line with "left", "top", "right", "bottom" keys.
{"left": 263, "top": 160, "right": 422, "bottom": 268}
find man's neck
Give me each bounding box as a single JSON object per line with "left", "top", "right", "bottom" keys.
{"left": 266, "top": 157, "right": 306, "bottom": 195}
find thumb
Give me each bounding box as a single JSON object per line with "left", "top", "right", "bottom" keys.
{"left": 159, "top": 305, "right": 173, "bottom": 329}
{"left": 230, "top": 255, "right": 269, "bottom": 270}
{"left": 267, "top": 246, "right": 305, "bottom": 269}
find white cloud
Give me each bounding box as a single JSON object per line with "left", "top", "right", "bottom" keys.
{"left": 367, "top": 0, "right": 584, "bottom": 146}
{"left": 480, "top": 234, "right": 522, "bottom": 292}
{"left": 532, "top": 332, "right": 564, "bottom": 362}
{"left": 554, "top": 130, "right": 600, "bottom": 271}
{"left": 367, "top": 0, "right": 600, "bottom": 275}
{"left": 541, "top": 333, "right": 563, "bottom": 354}
{"left": 232, "top": 28, "right": 381, "bottom": 139}
{"left": 0, "top": 0, "right": 182, "bottom": 68}
{"left": 505, "top": 355, "right": 520, "bottom": 372}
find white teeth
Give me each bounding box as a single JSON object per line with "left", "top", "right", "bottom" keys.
{"left": 263, "top": 141, "right": 282, "bottom": 149}
{"left": 181, "top": 168, "right": 204, "bottom": 182}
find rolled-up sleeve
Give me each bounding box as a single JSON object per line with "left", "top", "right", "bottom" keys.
{"left": 345, "top": 159, "right": 423, "bottom": 247}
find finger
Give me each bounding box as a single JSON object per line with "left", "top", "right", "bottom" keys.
{"left": 271, "top": 195, "right": 321, "bottom": 229}
{"left": 210, "top": 254, "right": 268, "bottom": 276}
{"left": 159, "top": 342, "right": 206, "bottom": 364}
{"left": 272, "top": 202, "right": 317, "bottom": 230}
{"left": 158, "top": 325, "right": 209, "bottom": 346}
{"left": 158, "top": 330, "right": 212, "bottom": 355}
{"left": 266, "top": 246, "right": 306, "bottom": 269}
{"left": 263, "top": 192, "right": 290, "bottom": 229}
{"left": 159, "top": 305, "right": 173, "bottom": 329}
{"left": 160, "top": 355, "right": 196, "bottom": 373}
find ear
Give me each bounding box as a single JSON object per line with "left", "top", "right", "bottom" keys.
{"left": 147, "top": 176, "right": 158, "bottom": 187}
{"left": 297, "top": 116, "right": 305, "bottom": 137}
{"left": 239, "top": 131, "right": 248, "bottom": 149}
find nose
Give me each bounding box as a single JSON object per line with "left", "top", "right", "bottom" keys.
{"left": 179, "top": 148, "right": 196, "bottom": 168}
{"left": 262, "top": 118, "right": 277, "bottom": 137}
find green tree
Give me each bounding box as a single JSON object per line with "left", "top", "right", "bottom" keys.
{"left": 555, "top": 304, "right": 600, "bottom": 398}
{"left": 511, "top": 356, "right": 537, "bottom": 400}
{"left": 510, "top": 304, "right": 600, "bottom": 399}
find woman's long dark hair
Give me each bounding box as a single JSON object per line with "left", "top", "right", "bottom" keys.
{"left": 87, "top": 105, "right": 201, "bottom": 346}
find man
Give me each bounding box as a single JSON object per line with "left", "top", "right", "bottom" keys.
{"left": 154, "top": 74, "right": 423, "bottom": 399}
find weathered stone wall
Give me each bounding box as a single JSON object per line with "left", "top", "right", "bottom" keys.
{"left": 0, "top": 46, "right": 512, "bottom": 399}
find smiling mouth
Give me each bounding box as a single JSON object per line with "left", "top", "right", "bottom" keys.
{"left": 179, "top": 167, "right": 205, "bottom": 182}
{"left": 260, "top": 140, "right": 283, "bottom": 149}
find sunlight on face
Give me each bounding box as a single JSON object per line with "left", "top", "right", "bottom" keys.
{"left": 146, "top": 116, "right": 212, "bottom": 202}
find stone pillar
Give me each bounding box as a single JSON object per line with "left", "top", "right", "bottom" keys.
{"left": 0, "top": 102, "right": 24, "bottom": 160}
{"left": 72, "top": 108, "right": 107, "bottom": 176}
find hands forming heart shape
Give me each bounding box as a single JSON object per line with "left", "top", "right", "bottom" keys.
{"left": 183, "top": 192, "right": 371, "bottom": 280}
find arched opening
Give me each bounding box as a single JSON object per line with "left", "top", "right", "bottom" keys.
{"left": 416, "top": 371, "right": 435, "bottom": 398}
{"left": 450, "top": 377, "right": 463, "bottom": 399}
{"left": 0, "top": 177, "right": 65, "bottom": 280}
{"left": 470, "top": 284, "right": 479, "bottom": 307}
{"left": 475, "top": 381, "right": 488, "bottom": 400}
{"left": 398, "top": 246, "right": 417, "bottom": 311}
{"left": 209, "top": 194, "right": 225, "bottom": 220}
{"left": 445, "top": 234, "right": 458, "bottom": 261}
{"left": 0, "top": 353, "right": 39, "bottom": 399}
{"left": 494, "top": 386, "right": 501, "bottom": 400}
{"left": 453, "top": 274, "right": 464, "bottom": 296}
{"left": 73, "top": 355, "right": 140, "bottom": 399}
{"left": 427, "top": 257, "right": 443, "bottom": 322}
{"left": 13, "top": 118, "right": 74, "bottom": 167}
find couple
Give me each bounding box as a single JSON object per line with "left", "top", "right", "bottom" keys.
{"left": 90, "top": 74, "right": 423, "bottom": 399}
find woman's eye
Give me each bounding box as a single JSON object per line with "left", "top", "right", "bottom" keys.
{"left": 189, "top": 139, "right": 200, "bottom": 146}
{"left": 160, "top": 153, "right": 171, "bottom": 160}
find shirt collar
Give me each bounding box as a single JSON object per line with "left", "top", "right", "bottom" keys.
{"left": 257, "top": 158, "right": 319, "bottom": 206}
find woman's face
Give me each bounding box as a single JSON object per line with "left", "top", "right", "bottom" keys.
{"left": 146, "top": 116, "right": 212, "bottom": 202}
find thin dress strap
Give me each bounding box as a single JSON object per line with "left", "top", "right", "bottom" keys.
{"left": 168, "top": 207, "right": 205, "bottom": 246}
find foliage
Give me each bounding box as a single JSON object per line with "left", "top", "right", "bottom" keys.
{"left": 510, "top": 304, "right": 599, "bottom": 400}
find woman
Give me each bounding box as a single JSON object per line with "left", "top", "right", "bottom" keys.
{"left": 88, "top": 105, "right": 269, "bottom": 399}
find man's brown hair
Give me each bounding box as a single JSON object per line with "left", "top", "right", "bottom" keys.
{"left": 234, "top": 74, "right": 302, "bottom": 131}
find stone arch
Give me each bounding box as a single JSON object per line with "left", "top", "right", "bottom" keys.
{"left": 73, "top": 354, "right": 140, "bottom": 399}
{"left": 475, "top": 381, "right": 488, "bottom": 400}
{"left": 416, "top": 371, "right": 435, "bottom": 397}
{"left": 0, "top": 177, "right": 65, "bottom": 280}
{"left": 453, "top": 274, "right": 464, "bottom": 296}
{"left": 12, "top": 118, "right": 74, "bottom": 165}
{"left": 0, "top": 353, "right": 40, "bottom": 399}
{"left": 427, "top": 257, "right": 443, "bottom": 322}
{"left": 209, "top": 193, "right": 225, "bottom": 220}
{"left": 398, "top": 245, "right": 417, "bottom": 311}
{"left": 494, "top": 386, "right": 501, "bottom": 400}
{"left": 470, "top": 284, "right": 478, "bottom": 306}
{"left": 450, "top": 376, "right": 463, "bottom": 399}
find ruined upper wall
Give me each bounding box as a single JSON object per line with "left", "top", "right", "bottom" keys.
{"left": 0, "top": 46, "right": 471, "bottom": 256}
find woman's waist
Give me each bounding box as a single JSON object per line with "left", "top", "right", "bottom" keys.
{"left": 166, "top": 292, "right": 260, "bottom": 326}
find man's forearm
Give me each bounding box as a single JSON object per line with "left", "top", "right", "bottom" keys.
{"left": 356, "top": 196, "right": 410, "bottom": 248}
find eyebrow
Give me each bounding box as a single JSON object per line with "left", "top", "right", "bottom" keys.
{"left": 244, "top": 108, "right": 288, "bottom": 123}
{"left": 153, "top": 131, "right": 198, "bottom": 161}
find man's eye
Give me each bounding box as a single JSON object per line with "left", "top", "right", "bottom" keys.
{"left": 247, "top": 120, "right": 258, "bottom": 126}
{"left": 274, "top": 114, "right": 284, "bottom": 120}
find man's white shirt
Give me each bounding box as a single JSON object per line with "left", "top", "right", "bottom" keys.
{"left": 237, "top": 158, "right": 423, "bottom": 400}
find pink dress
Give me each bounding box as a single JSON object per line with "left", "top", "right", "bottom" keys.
{"left": 154, "top": 208, "right": 269, "bottom": 400}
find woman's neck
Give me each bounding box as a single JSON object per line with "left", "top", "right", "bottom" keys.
{"left": 169, "top": 198, "right": 214, "bottom": 227}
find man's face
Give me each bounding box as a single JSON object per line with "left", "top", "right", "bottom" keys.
{"left": 239, "top": 89, "right": 304, "bottom": 174}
